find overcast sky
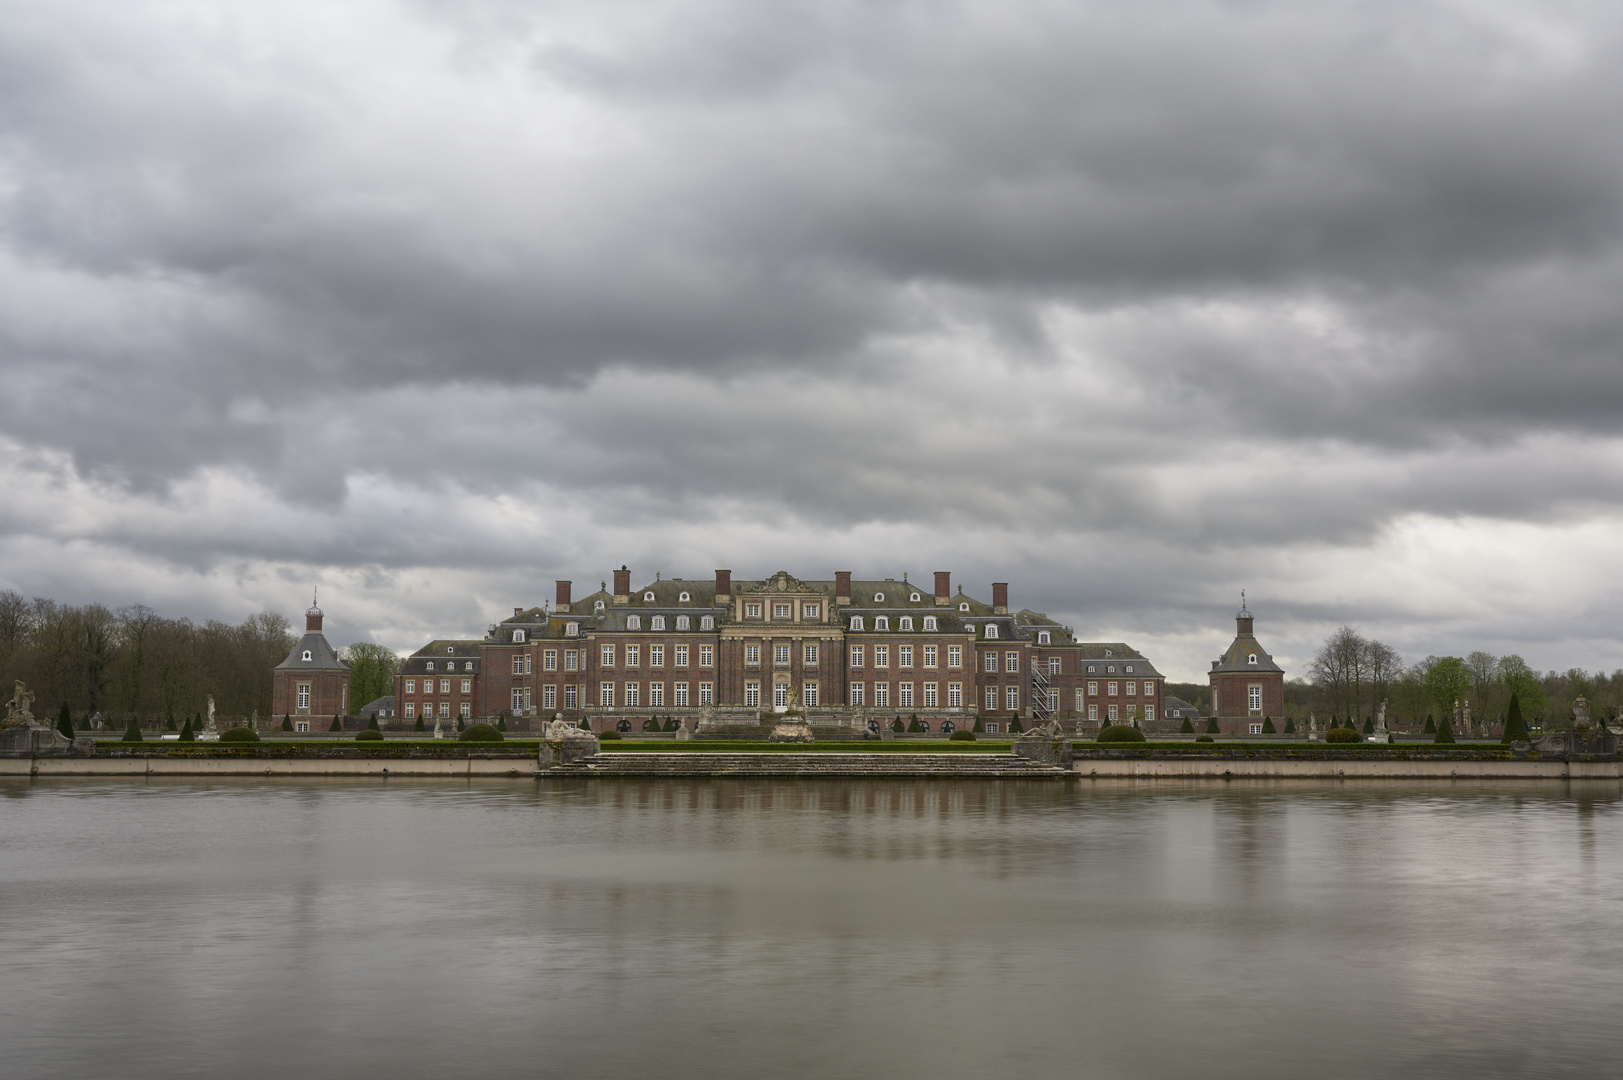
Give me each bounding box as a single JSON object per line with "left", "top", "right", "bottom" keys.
{"left": 3, "top": 0, "right": 1623, "bottom": 681}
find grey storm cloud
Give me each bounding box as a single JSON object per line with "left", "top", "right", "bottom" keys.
{"left": 3, "top": 0, "right": 1623, "bottom": 675}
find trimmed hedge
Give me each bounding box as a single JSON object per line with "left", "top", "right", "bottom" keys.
{"left": 355, "top": 729, "right": 384, "bottom": 741}
{"left": 599, "top": 730, "right": 622, "bottom": 740}
{"left": 1194, "top": 734, "right": 1214, "bottom": 743}
{"left": 949, "top": 729, "right": 976, "bottom": 741}
{"left": 219, "top": 727, "right": 261, "bottom": 743}
{"left": 1325, "top": 727, "right": 1360, "bottom": 743}
{"left": 458, "top": 723, "right": 503, "bottom": 742}
{"left": 1097, "top": 724, "right": 1147, "bottom": 743}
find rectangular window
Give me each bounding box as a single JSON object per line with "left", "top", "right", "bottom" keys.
{"left": 513, "top": 655, "right": 524, "bottom": 675}
{"left": 1088, "top": 681, "right": 1098, "bottom": 695}
{"left": 525, "top": 655, "right": 532, "bottom": 675}
{"left": 405, "top": 679, "right": 415, "bottom": 694}
{"left": 565, "top": 685, "right": 578, "bottom": 709}
{"left": 986, "top": 687, "right": 998, "bottom": 710}
{"left": 601, "top": 645, "right": 616, "bottom": 667}
{"left": 1076, "top": 689, "right": 1086, "bottom": 711}
{"left": 985, "top": 722, "right": 999, "bottom": 734}
{"left": 700, "top": 646, "right": 714, "bottom": 668}
{"left": 650, "top": 645, "right": 664, "bottom": 667}
{"left": 626, "top": 645, "right": 640, "bottom": 668}
{"left": 875, "top": 646, "right": 889, "bottom": 668}
{"left": 924, "top": 683, "right": 938, "bottom": 707}
{"left": 745, "top": 644, "right": 760, "bottom": 666}
{"left": 984, "top": 653, "right": 997, "bottom": 673}
{"left": 1089, "top": 704, "right": 1098, "bottom": 721}
{"left": 625, "top": 683, "right": 639, "bottom": 707}
{"left": 674, "top": 682, "right": 689, "bottom": 707}
{"left": 544, "top": 650, "right": 557, "bottom": 671}
{"left": 1249, "top": 685, "right": 1262, "bottom": 712}
{"left": 1250, "top": 723, "right": 1263, "bottom": 735}
{"left": 296, "top": 721, "right": 309, "bottom": 732}
{"left": 600, "top": 683, "right": 615, "bottom": 708}
{"left": 404, "top": 702, "right": 415, "bottom": 718}
{"left": 675, "top": 645, "right": 689, "bottom": 667}
{"left": 923, "top": 616, "right": 937, "bottom": 631}
{"left": 898, "top": 645, "right": 913, "bottom": 668}
{"left": 440, "top": 679, "right": 451, "bottom": 694}
{"left": 544, "top": 685, "right": 557, "bottom": 709}
{"left": 1143, "top": 682, "right": 1155, "bottom": 697}
{"left": 899, "top": 683, "right": 914, "bottom": 707}
{"left": 803, "top": 604, "right": 820, "bottom": 619}
{"left": 1006, "top": 686, "right": 1019, "bottom": 712}
{"left": 461, "top": 679, "right": 471, "bottom": 694}
{"left": 923, "top": 646, "right": 937, "bottom": 668}
{"left": 746, "top": 603, "right": 762, "bottom": 618}
{"left": 850, "top": 684, "right": 865, "bottom": 707}
{"left": 651, "top": 616, "right": 665, "bottom": 631}
{"left": 1048, "top": 658, "right": 1061, "bottom": 675}
{"left": 948, "top": 645, "right": 962, "bottom": 669}
{"left": 699, "top": 682, "right": 714, "bottom": 705}
{"left": 1126, "top": 681, "right": 1136, "bottom": 695}
{"left": 874, "top": 683, "right": 890, "bottom": 708}
{"left": 1048, "top": 689, "right": 1059, "bottom": 712}
{"left": 745, "top": 681, "right": 760, "bottom": 708}
{"left": 1108, "top": 704, "right": 1118, "bottom": 721}
{"left": 773, "top": 683, "right": 788, "bottom": 708}
{"left": 774, "top": 603, "right": 791, "bottom": 619}
{"left": 565, "top": 650, "right": 579, "bottom": 671}
{"left": 948, "top": 682, "right": 962, "bottom": 707}
{"left": 803, "top": 682, "right": 818, "bottom": 707}
{"left": 460, "top": 703, "right": 471, "bottom": 719}
{"left": 1005, "top": 652, "right": 1019, "bottom": 673}
{"left": 650, "top": 682, "right": 664, "bottom": 707}
{"left": 1108, "top": 682, "right": 1118, "bottom": 696}
{"left": 850, "top": 646, "right": 864, "bottom": 667}
{"left": 774, "top": 644, "right": 790, "bottom": 666}
{"left": 804, "top": 644, "right": 819, "bottom": 665}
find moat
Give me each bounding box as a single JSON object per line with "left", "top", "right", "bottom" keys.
{"left": 2, "top": 778, "right": 1619, "bottom": 1079}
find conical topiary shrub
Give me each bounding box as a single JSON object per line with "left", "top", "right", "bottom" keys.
{"left": 1008, "top": 717, "right": 1023, "bottom": 734}
{"left": 1179, "top": 717, "right": 1194, "bottom": 734}
{"left": 906, "top": 717, "right": 923, "bottom": 733}
{"left": 1502, "top": 692, "right": 1530, "bottom": 743}
{"left": 1261, "top": 717, "right": 1276, "bottom": 734}
{"left": 178, "top": 717, "right": 195, "bottom": 741}
{"left": 497, "top": 716, "right": 508, "bottom": 732}
{"left": 1205, "top": 718, "right": 1220, "bottom": 734}
{"left": 330, "top": 714, "right": 343, "bottom": 732}
{"left": 165, "top": 706, "right": 176, "bottom": 731}
{"left": 414, "top": 716, "right": 425, "bottom": 732}
{"left": 367, "top": 714, "right": 380, "bottom": 731}
{"left": 1435, "top": 717, "right": 1456, "bottom": 744}
{"left": 663, "top": 716, "right": 678, "bottom": 732}
{"left": 1363, "top": 716, "right": 1374, "bottom": 734}
{"left": 891, "top": 717, "right": 904, "bottom": 732}
{"left": 1284, "top": 717, "right": 1297, "bottom": 734}
{"left": 282, "top": 715, "right": 294, "bottom": 732}
{"left": 122, "top": 717, "right": 144, "bottom": 742}
{"left": 57, "top": 701, "right": 74, "bottom": 741}
{"left": 972, "top": 717, "right": 984, "bottom": 733}
{"left": 1423, "top": 715, "right": 1436, "bottom": 733}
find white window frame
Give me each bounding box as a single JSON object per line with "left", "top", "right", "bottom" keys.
{"left": 899, "top": 683, "right": 914, "bottom": 707}
{"left": 675, "top": 645, "right": 689, "bottom": 667}
{"left": 985, "top": 625, "right": 998, "bottom": 640}
{"left": 804, "top": 644, "right": 819, "bottom": 665}
{"left": 875, "top": 616, "right": 889, "bottom": 631}
{"left": 850, "top": 616, "right": 865, "bottom": 631}
{"left": 874, "top": 683, "right": 889, "bottom": 708}
{"left": 803, "top": 682, "right": 818, "bottom": 707}
{"left": 651, "top": 616, "right": 665, "bottom": 631}
{"left": 699, "top": 645, "right": 714, "bottom": 668}
{"left": 875, "top": 646, "right": 888, "bottom": 668}
{"left": 624, "top": 682, "right": 639, "bottom": 707}
{"left": 745, "top": 644, "right": 760, "bottom": 666}
{"left": 773, "top": 683, "right": 788, "bottom": 708}
{"left": 745, "top": 681, "right": 760, "bottom": 708}
{"left": 1006, "top": 686, "right": 1019, "bottom": 712}
{"left": 923, "top": 616, "right": 937, "bottom": 631}
{"left": 650, "top": 645, "right": 664, "bottom": 667}
{"left": 700, "top": 616, "right": 714, "bottom": 631}
{"left": 774, "top": 644, "right": 790, "bottom": 666}
{"left": 924, "top": 683, "right": 938, "bottom": 707}
{"left": 625, "top": 645, "right": 640, "bottom": 667}
{"left": 898, "top": 646, "right": 913, "bottom": 668}
{"left": 514, "top": 630, "right": 525, "bottom": 643}
{"left": 985, "top": 687, "right": 998, "bottom": 711}
{"left": 948, "top": 645, "right": 962, "bottom": 668}
{"left": 602, "top": 645, "right": 616, "bottom": 667}
{"left": 650, "top": 682, "right": 664, "bottom": 708}
{"left": 674, "top": 683, "right": 689, "bottom": 707}
{"left": 948, "top": 683, "right": 962, "bottom": 707}
{"left": 600, "top": 683, "right": 615, "bottom": 708}
{"left": 850, "top": 684, "right": 865, "bottom": 707}
{"left": 850, "top": 646, "right": 864, "bottom": 668}
{"left": 627, "top": 616, "right": 641, "bottom": 631}
{"left": 676, "top": 615, "right": 690, "bottom": 630}
{"left": 699, "top": 682, "right": 714, "bottom": 705}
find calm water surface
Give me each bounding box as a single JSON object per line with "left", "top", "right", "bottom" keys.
{"left": 2, "top": 778, "right": 1620, "bottom": 1079}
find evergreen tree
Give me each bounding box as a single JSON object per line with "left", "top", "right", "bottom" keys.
{"left": 1261, "top": 717, "right": 1276, "bottom": 734}
{"left": 497, "top": 716, "right": 508, "bottom": 732}
{"left": 1008, "top": 717, "right": 1023, "bottom": 734}
{"left": 367, "top": 714, "right": 380, "bottom": 731}
{"left": 1363, "top": 716, "right": 1375, "bottom": 734}
{"left": 972, "top": 717, "right": 984, "bottom": 733}
{"left": 456, "top": 717, "right": 465, "bottom": 732}
{"left": 1205, "top": 718, "right": 1220, "bottom": 734}
{"left": 1179, "top": 717, "right": 1194, "bottom": 734}
{"left": 1423, "top": 715, "right": 1436, "bottom": 733}
{"left": 282, "top": 715, "right": 294, "bottom": 732}
{"left": 1283, "top": 717, "right": 1297, "bottom": 734}
{"left": 178, "top": 717, "right": 195, "bottom": 741}
{"left": 330, "top": 715, "right": 343, "bottom": 732}
{"left": 663, "top": 716, "right": 678, "bottom": 732}
{"left": 1435, "top": 716, "right": 1456, "bottom": 744}
{"left": 1502, "top": 692, "right": 1530, "bottom": 743}
{"left": 121, "top": 716, "right": 144, "bottom": 743}
{"left": 906, "top": 717, "right": 923, "bottom": 733}
{"left": 891, "top": 717, "right": 904, "bottom": 732}
{"left": 414, "top": 717, "right": 425, "bottom": 732}
{"left": 57, "top": 701, "right": 74, "bottom": 741}
{"left": 165, "top": 705, "right": 177, "bottom": 731}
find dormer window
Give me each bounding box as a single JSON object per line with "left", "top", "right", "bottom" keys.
{"left": 302, "top": 650, "right": 312, "bottom": 661}
{"left": 1126, "top": 664, "right": 1134, "bottom": 673}
{"left": 909, "top": 592, "right": 920, "bottom": 602}
{"left": 850, "top": 616, "right": 865, "bottom": 631}
{"left": 513, "top": 630, "right": 526, "bottom": 643}
{"left": 959, "top": 602, "right": 969, "bottom": 612}
{"left": 1248, "top": 654, "right": 1258, "bottom": 665}
{"left": 874, "top": 593, "right": 884, "bottom": 603}
{"left": 923, "top": 616, "right": 937, "bottom": 631}
{"left": 1107, "top": 664, "right": 1115, "bottom": 673}
{"left": 644, "top": 592, "right": 655, "bottom": 602}
{"left": 676, "top": 616, "right": 690, "bottom": 630}
{"left": 679, "top": 591, "right": 691, "bottom": 603}
{"left": 565, "top": 622, "right": 579, "bottom": 637}
{"left": 700, "top": 616, "right": 714, "bottom": 630}
{"left": 1105, "top": 650, "right": 1113, "bottom": 658}
{"left": 426, "top": 661, "right": 435, "bottom": 671}
{"left": 985, "top": 625, "right": 998, "bottom": 639}
{"left": 447, "top": 646, "right": 455, "bottom": 654}
{"left": 651, "top": 615, "right": 665, "bottom": 630}
{"left": 465, "top": 662, "right": 474, "bottom": 671}
{"left": 594, "top": 600, "right": 605, "bottom": 612}
{"left": 1038, "top": 632, "right": 1050, "bottom": 645}
{"left": 875, "top": 616, "right": 889, "bottom": 631}
{"left": 1088, "top": 665, "right": 1097, "bottom": 673}
{"left": 899, "top": 616, "right": 913, "bottom": 631}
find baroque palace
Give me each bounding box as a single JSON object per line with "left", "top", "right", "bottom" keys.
{"left": 388, "top": 568, "right": 1166, "bottom": 735}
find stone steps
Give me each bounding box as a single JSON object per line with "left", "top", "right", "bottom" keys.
{"left": 572, "top": 752, "right": 1073, "bottom": 779}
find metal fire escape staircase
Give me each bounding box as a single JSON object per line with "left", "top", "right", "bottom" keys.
{"left": 1030, "top": 664, "right": 1052, "bottom": 724}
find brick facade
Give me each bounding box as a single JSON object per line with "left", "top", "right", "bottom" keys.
{"left": 1207, "top": 602, "right": 1286, "bottom": 734}
{"left": 271, "top": 602, "right": 351, "bottom": 728}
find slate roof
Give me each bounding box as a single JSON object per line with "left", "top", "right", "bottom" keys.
{"left": 1074, "top": 644, "right": 1164, "bottom": 678}
{"left": 359, "top": 695, "right": 396, "bottom": 718}
{"left": 1211, "top": 628, "right": 1285, "bottom": 673}
{"left": 275, "top": 632, "right": 349, "bottom": 671}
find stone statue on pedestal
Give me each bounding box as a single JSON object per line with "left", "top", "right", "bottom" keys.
{"left": 3, "top": 680, "right": 36, "bottom": 728}
{"left": 1370, "top": 700, "right": 1389, "bottom": 743}
{"left": 1, "top": 680, "right": 80, "bottom": 753}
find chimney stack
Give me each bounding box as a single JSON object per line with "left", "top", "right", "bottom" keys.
{"left": 715, "top": 569, "right": 731, "bottom": 604}
{"left": 992, "top": 582, "right": 1009, "bottom": 614}
{"left": 514, "top": 607, "right": 522, "bottom": 617}
{"left": 835, "top": 571, "right": 852, "bottom": 606}
{"left": 934, "top": 571, "right": 951, "bottom": 606}
{"left": 555, "top": 580, "right": 572, "bottom": 612}
{"left": 613, "top": 566, "right": 630, "bottom": 605}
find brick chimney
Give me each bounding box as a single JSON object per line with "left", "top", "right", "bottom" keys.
{"left": 992, "top": 582, "right": 1009, "bottom": 614}
{"left": 934, "top": 571, "right": 951, "bottom": 606}
{"left": 715, "top": 569, "right": 731, "bottom": 604}
{"left": 835, "top": 571, "right": 852, "bottom": 606}
{"left": 555, "top": 580, "right": 572, "bottom": 612}
{"left": 613, "top": 566, "right": 630, "bottom": 605}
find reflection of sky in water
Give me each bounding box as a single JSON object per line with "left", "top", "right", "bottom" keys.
{"left": 1, "top": 779, "right": 1618, "bottom": 1079}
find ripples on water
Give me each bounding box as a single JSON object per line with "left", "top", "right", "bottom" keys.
{"left": 1, "top": 779, "right": 1618, "bottom": 1079}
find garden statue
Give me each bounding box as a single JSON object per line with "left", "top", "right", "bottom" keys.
{"left": 3, "top": 679, "right": 37, "bottom": 727}
{"left": 205, "top": 696, "right": 218, "bottom": 733}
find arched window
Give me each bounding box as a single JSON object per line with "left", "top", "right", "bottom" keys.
{"left": 874, "top": 593, "right": 884, "bottom": 603}
{"left": 616, "top": 719, "right": 632, "bottom": 732}
{"left": 1106, "top": 664, "right": 1115, "bottom": 673}
{"left": 565, "top": 622, "right": 579, "bottom": 637}
{"left": 923, "top": 616, "right": 937, "bottom": 631}
{"left": 850, "top": 616, "right": 865, "bottom": 631}
{"left": 1038, "top": 631, "right": 1050, "bottom": 645}
{"left": 679, "top": 591, "right": 690, "bottom": 602}
{"left": 1126, "top": 664, "right": 1134, "bottom": 673}
{"left": 910, "top": 592, "right": 920, "bottom": 602}
{"left": 446, "top": 646, "right": 455, "bottom": 654}
{"left": 986, "top": 625, "right": 998, "bottom": 639}
{"left": 465, "top": 662, "right": 474, "bottom": 671}
{"left": 700, "top": 616, "right": 714, "bottom": 630}
{"left": 594, "top": 600, "right": 605, "bottom": 612}
{"left": 676, "top": 616, "right": 690, "bottom": 630}
{"left": 644, "top": 592, "right": 655, "bottom": 602}
{"left": 1248, "top": 654, "right": 1258, "bottom": 665}
{"left": 626, "top": 616, "right": 641, "bottom": 630}
{"left": 425, "top": 661, "right": 434, "bottom": 671}
{"left": 959, "top": 602, "right": 970, "bottom": 612}
{"left": 918, "top": 720, "right": 931, "bottom": 732}
{"left": 941, "top": 720, "right": 955, "bottom": 734}
{"left": 651, "top": 615, "right": 665, "bottom": 630}
{"left": 875, "top": 616, "right": 889, "bottom": 630}
{"left": 302, "top": 650, "right": 312, "bottom": 661}
{"left": 513, "top": 630, "right": 525, "bottom": 643}
{"left": 899, "top": 616, "right": 913, "bottom": 630}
